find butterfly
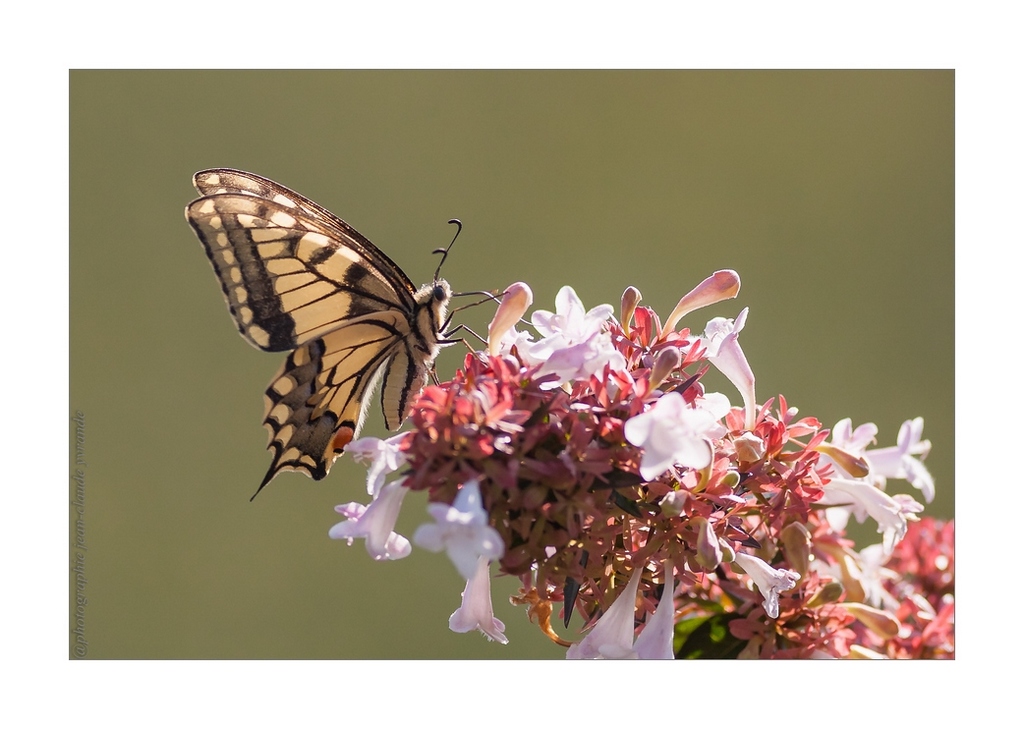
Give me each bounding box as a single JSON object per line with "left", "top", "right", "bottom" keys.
{"left": 185, "top": 168, "right": 454, "bottom": 498}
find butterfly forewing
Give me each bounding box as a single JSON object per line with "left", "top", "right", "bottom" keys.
{"left": 192, "top": 169, "right": 420, "bottom": 305}
{"left": 187, "top": 193, "right": 414, "bottom": 351}
{"left": 185, "top": 168, "right": 451, "bottom": 494}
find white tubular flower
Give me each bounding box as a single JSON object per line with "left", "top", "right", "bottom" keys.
{"left": 413, "top": 479, "right": 505, "bottom": 581}
{"left": 566, "top": 567, "right": 642, "bottom": 659}
{"left": 624, "top": 391, "right": 722, "bottom": 480}
{"left": 732, "top": 552, "right": 800, "bottom": 619}
{"left": 497, "top": 325, "right": 536, "bottom": 358}
{"left": 531, "top": 286, "right": 613, "bottom": 342}
{"left": 566, "top": 563, "right": 677, "bottom": 659}
{"left": 524, "top": 286, "right": 626, "bottom": 386}
{"left": 329, "top": 480, "right": 412, "bottom": 561}
{"left": 853, "top": 543, "right": 901, "bottom": 612}
{"left": 825, "top": 417, "right": 934, "bottom": 504}
{"left": 830, "top": 418, "right": 879, "bottom": 455}
{"left": 864, "top": 417, "right": 935, "bottom": 503}
{"left": 631, "top": 564, "right": 677, "bottom": 660}
{"left": 701, "top": 308, "right": 757, "bottom": 430}
{"left": 449, "top": 556, "right": 508, "bottom": 644}
{"left": 819, "top": 477, "right": 924, "bottom": 554}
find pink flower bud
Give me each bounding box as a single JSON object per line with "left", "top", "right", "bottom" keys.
{"left": 816, "top": 443, "right": 870, "bottom": 478}
{"left": 733, "top": 432, "right": 766, "bottom": 462}
{"left": 664, "top": 270, "right": 741, "bottom": 331}
{"left": 487, "top": 282, "right": 533, "bottom": 356}
{"left": 693, "top": 516, "right": 723, "bottom": 570}
{"left": 805, "top": 580, "right": 844, "bottom": 608}
{"left": 780, "top": 521, "right": 812, "bottom": 579}
{"left": 620, "top": 286, "right": 642, "bottom": 328}
{"left": 842, "top": 602, "right": 902, "bottom": 639}
{"left": 648, "top": 347, "right": 682, "bottom": 392}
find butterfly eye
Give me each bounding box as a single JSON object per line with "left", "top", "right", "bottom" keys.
{"left": 433, "top": 284, "right": 448, "bottom": 302}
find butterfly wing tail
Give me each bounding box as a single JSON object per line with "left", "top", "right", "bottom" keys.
{"left": 253, "top": 325, "right": 402, "bottom": 496}
{"left": 255, "top": 339, "right": 352, "bottom": 496}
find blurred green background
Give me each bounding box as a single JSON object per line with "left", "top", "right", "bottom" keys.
{"left": 70, "top": 70, "right": 953, "bottom": 659}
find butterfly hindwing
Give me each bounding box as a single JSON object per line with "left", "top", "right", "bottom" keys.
{"left": 185, "top": 168, "right": 452, "bottom": 494}
{"left": 260, "top": 316, "right": 407, "bottom": 488}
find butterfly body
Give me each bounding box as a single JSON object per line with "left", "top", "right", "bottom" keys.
{"left": 184, "top": 169, "right": 451, "bottom": 495}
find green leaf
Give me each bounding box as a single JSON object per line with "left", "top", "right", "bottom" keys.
{"left": 674, "top": 613, "right": 747, "bottom": 659}
{"left": 610, "top": 489, "right": 644, "bottom": 518}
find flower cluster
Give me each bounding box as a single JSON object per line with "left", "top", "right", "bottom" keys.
{"left": 328, "top": 272, "right": 953, "bottom": 658}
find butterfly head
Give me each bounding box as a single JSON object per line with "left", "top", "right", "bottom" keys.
{"left": 415, "top": 278, "right": 452, "bottom": 341}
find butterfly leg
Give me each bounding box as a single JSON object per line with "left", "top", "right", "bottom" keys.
{"left": 440, "top": 323, "right": 486, "bottom": 348}
{"left": 427, "top": 325, "right": 486, "bottom": 386}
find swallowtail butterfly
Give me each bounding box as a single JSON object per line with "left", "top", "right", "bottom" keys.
{"left": 185, "top": 169, "right": 452, "bottom": 497}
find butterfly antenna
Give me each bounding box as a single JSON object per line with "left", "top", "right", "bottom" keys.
{"left": 432, "top": 218, "right": 462, "bottom": 281}
{"left": 450, "top": 289, "right": 502, "bottom": 306}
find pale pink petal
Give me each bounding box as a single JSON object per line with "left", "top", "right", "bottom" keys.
{"left": 633, "top": 564, "right": 677, "bottom": 659}
{"left": 448, "top": 556, "right": 508, "bottom": 644}
{"left": 702, "top": 309, "right": 756, "bottom": 430}
{"left": 733, "top": 552, "right": 799, "bottom": 619}
{"left": 413, "top": 479, "right": 505, "bottom": 580}
{"left": 566, "top": 568, "right": 643, "bottom": 659}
